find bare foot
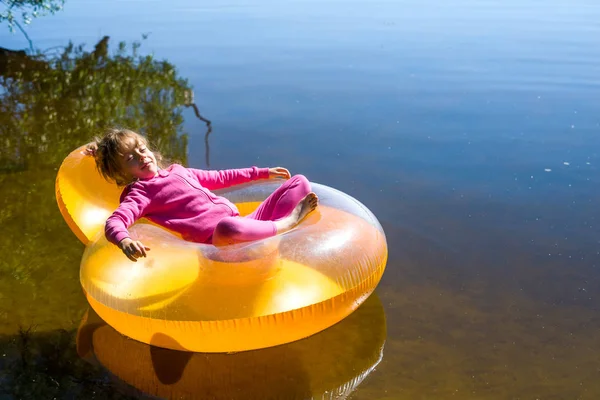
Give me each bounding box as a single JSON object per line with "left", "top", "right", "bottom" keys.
{"left": 275, "top": 192, "right": 318, "bottom": 234}
{"left": 294, "top": 192, "right": 318, "bottom": 222}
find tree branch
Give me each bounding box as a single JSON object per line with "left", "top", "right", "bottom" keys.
{"left": 12, "top": 19, "right": 34, "bottom": 53}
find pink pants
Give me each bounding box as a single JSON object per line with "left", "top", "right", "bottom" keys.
{"left": 212, "top": 174, "right": 311, "bottom": 246}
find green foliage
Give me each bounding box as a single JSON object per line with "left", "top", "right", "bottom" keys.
{"left": 0, "top": 0, "right": 65, "bottom": 32}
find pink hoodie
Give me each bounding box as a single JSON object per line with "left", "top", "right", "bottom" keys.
{"left": 105, "top": 164, "right": 270, "bottom": 245}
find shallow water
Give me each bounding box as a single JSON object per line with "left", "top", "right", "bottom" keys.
{"left": 1, "top": 0, "right": 600, "bottom": 398}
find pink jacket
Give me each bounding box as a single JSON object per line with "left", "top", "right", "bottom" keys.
{"left": 105, "top": 164, "right": 270, "bottom": 245}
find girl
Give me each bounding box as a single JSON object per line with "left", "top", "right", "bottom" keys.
{"left": 86, "top": 128, "right": 318, "bottom": 262}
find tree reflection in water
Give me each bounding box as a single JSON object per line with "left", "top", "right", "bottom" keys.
{"left": 0, "top": 36, "right": 210, "bottom": 397}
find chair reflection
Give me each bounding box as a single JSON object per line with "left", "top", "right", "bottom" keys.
{"left": 77, "top": 291, "right": 386, "bottom": 400}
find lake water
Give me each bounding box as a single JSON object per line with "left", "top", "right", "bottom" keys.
{"left": 1, "top": 0, "right": 600, "bottom": 398}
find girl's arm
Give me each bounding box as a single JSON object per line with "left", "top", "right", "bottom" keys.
{"left": 105, "top": 185, "right": 151, "bottom": 247}
{"left": 188, "top": 166, "right": 271, "bottom": 190}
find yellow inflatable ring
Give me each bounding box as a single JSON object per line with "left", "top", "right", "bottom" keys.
{"left": 56, "top": 145, "right": 388, "bottom": 353}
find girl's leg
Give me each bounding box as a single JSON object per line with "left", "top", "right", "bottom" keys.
{"left": 212, "top": 175, "right": 317, "bottom": 246}
{"left": 248, "top": 174, "right": 312, "bottom": 221}
{"left": 212, "top": 216, "right": 277, "bottom": 246}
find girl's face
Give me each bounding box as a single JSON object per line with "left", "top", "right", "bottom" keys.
{"left": 118, "top": 135, "right": 158, "bottom": 181}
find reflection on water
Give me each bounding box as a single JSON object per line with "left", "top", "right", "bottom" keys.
{"left": 0, "top": 35, "right": 190, "bottom": 170}
{"left": 76, "top": 293, "right": 385, "bottom": 399}
{"left": 0, "top": 292, "right": 385, "bottom": 399}
{"left": 184, "top": 90, "right": 214, "bottom": 167}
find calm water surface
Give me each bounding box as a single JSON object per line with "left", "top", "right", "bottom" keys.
{"left": 1, "top": 0, "right": 600, "bottom": 398}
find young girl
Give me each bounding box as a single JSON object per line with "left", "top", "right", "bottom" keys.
{"left": 86, "top": 128, "right": 318, "bottom": 262}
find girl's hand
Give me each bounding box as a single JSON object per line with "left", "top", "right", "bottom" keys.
{"left": 269, "top": 167, "right": 291, "bottom": 180}
{"left": 84, "top": 142, "right": 98, "bottom": 157}
{"left": 119, "top": 238, "right": 150, "bottom": 262}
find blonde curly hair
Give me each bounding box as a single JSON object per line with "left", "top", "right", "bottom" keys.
{"left": 86, "top": 128, "right": 166, "bottom": 186}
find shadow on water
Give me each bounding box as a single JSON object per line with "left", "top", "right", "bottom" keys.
{"left": 0, "top": 325, "right": 138, "bottom": 399}
{"left": 0, "top": 292, "right": 386, "bottom": 399}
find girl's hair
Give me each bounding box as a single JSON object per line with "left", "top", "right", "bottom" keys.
{"left": 86, "top": 128, "right": 166, "bottom": 186}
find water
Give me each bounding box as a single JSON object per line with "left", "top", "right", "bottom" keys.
{"left": 1, "top": 0, "right": 600, "bottom": 398}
